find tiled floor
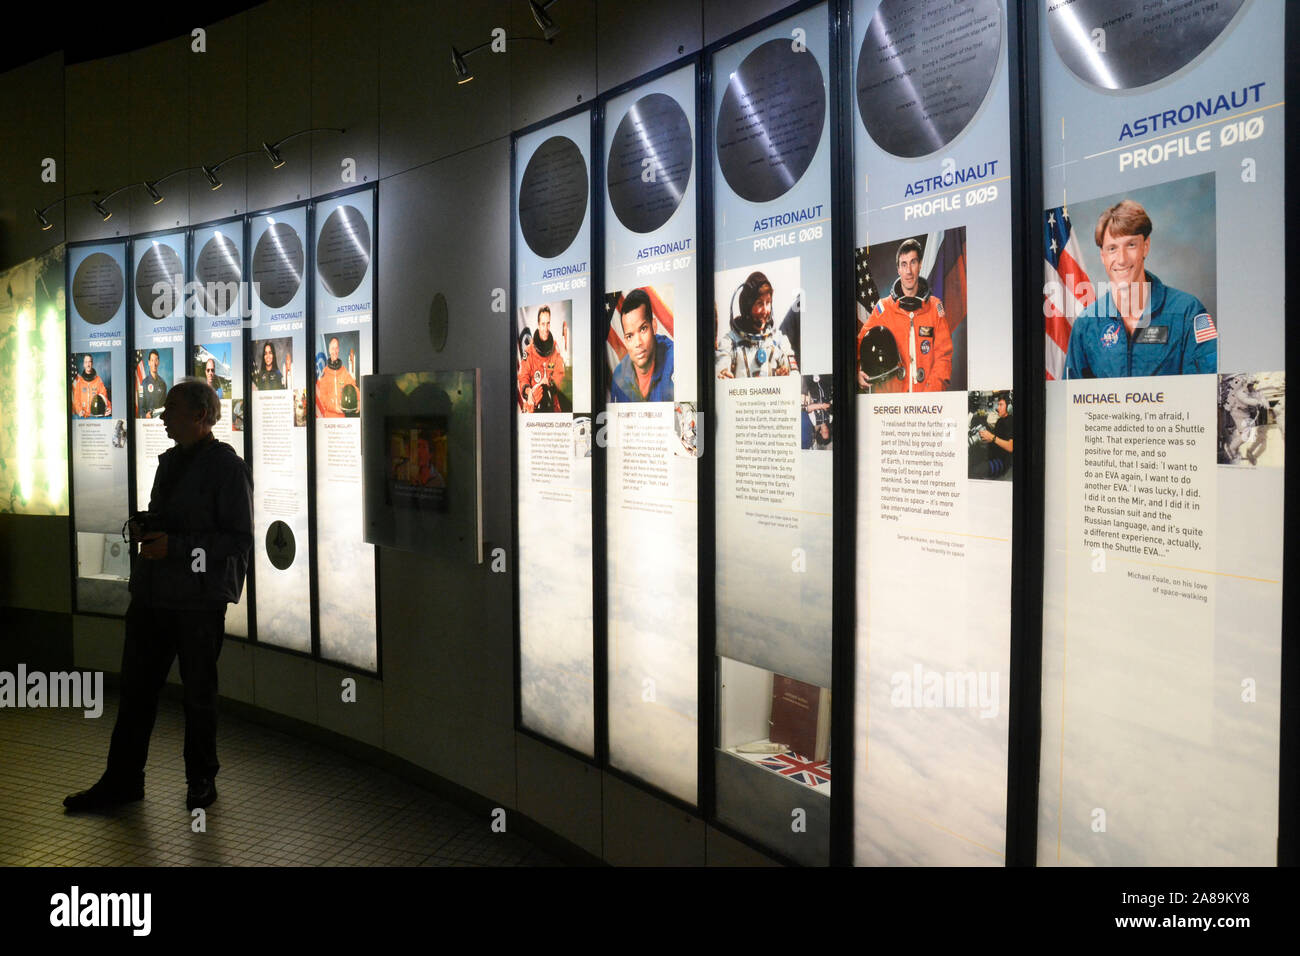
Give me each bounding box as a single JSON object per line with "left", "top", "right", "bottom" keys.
{"left": 0, "top": 689, "right": 564, "bottom": 867}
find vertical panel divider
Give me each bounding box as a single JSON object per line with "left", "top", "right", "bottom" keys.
{"left": 241, "top": 213, "right": 257, "bottom": 646}
{"left": 1277, "top": 0, "right": 1298, "bottom": 869}
{"left": 1004, "top": 0, "right": 1044, "bottom": 868}
{"left": 591, "top": 105, "right": 610, "bottom": 770}
{"left": 697, "top": 51, "right": 717, "bottom": 825}
{"left": 305, "top": 201, "right": 321, "bottom": 660}
{"left": 125, "top": 239, "right": 138, "bottom": 528}
{"left": 828, "top": 0, "right": 856, "bottom": 868}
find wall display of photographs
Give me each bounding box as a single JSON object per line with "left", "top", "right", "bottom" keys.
{"left": 131, "top": 231, "right": 187, "bottom": 513}
{"left": 313, "top": 190, "right": 377, "bottom": 671}
{"left": 851, "top": 0, "right": 1013, "bottom": 866}
{"left": 602, "top": 63, "right": 700, "bottom": 805}
{"left": 711, "top": 3, "right": 834, "bottom": 862}
{"left": 1037, "top": 0, "right": 1285, "bottom": 865}
{"left": 191, "top": 221, "right": 248, "bottom": 637}
{"left": 68, "top": 242, "right": 131, "bottom": 613}
{"left": 249, "top": 207, "right": 311, "bottom": 652}
{"left": 514, "top": 110, "right": 596, "bottom": 758}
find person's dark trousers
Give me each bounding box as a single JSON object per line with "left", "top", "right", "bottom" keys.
{"left": 104, "top": 600, "right": 226, "bottom": 788}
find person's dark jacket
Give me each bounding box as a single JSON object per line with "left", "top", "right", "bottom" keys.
{"left": 130, "top": 438, "right": 253, "bottom": 609}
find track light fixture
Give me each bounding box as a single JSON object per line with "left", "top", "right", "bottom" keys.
{"left": 201, "top": 164, "right": 223, "bottom": 190}
{"left": 262, "top": 141, "right": 285, "bottom": 169}
{"left": 92, "top": 199, "right": 112, "bottom": 222}
{"left": 144, "top": 180, "right": 164, "bottom": 204}
{"left": 530, "top": 0, "right": 561, "bottom": 41}
{"left": 452, "top": 46, "right": 473, "bottom": 84}
{"left": 32, "top": 191, "right": 102, "bottom": 231}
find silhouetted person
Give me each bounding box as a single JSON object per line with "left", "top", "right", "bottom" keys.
{"left": 64, "top": 379, "right": 253, "bottom": 813}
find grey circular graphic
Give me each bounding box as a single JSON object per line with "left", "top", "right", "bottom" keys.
{"left": 135, "top": 243, "right": 184, "bottom": 319}
{"left": 1047, "top": 0, "right": 1244, "bottom": 90}
{"left": 195, "top": 232, "right": 241, "bottom": 316}
{"left": 857, "top": 0, "right": 1001, "bottom": 158}
{"left": 716, "top": 38, "right": 826, "bottom": 203}
{"left": 607, "top": 93, "right": 693, "bottom": 234}
{"left": 72, "top": 252, "right": 124, "bottom": 325}
{"left": 252, "top": 221, "right": 305, "bottom": 309}
{"left": 317, "top": 205, "right": 371, "bottom": 298}
{"left": 518, "top": 136, "right": 588, "bottom": 259}
{"left": 266, "top": 520, "right": 295, "bottom": 570}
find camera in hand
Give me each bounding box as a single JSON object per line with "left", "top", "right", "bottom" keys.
{"left": 127, "top": 511, "right": 163, "bottom": 541}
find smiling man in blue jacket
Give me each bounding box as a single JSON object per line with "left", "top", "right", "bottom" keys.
{"left": 1064, "top": 199, "right": 1217, "bottom": 379}
{"left": 610, "top": 287, "right": 674, "bottom": 403}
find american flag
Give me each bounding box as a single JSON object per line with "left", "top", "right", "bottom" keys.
{"left": 134, "top": 351, "right": 146, "bottom": 411}
{"left": 1043, "top": 207, "right": 1095, "bottom": 381}
{"left": 605, "top": 287, "right": 674, "bottom": 371}
{"left": 757, "top": 751, "right": 832, "bottom": 789}
{"left": 1194, "top": 313, "right": 1217, "bottom": 343}
{"left": 854, "top": 245, "right": 880, "bottom": 333}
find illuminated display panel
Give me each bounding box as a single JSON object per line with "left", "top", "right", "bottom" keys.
{"left": 68, "top": 241, "right": 131, "bottom": 613}
{"left": 602, "top": 64, "right": 699, "bottom": 804}
{"left": 312, "top": 189, "right": 377, "bottom": 671}
{"left": 851, "top": 0, "right": 1014, "bottom": 865}
{"left": 710, "top": 4, "right": 834, "bottom": 863}
{"left": 249, "top": 206, "right": 312, "bottom": 652}
{"left": 191, "top": 220, "right": 249, "bottom": 638}
{"left": 514, "top": 110, "right": 596, "bottom": 756}
{"left": 1036, "top": 0, "right": 1285, "bottom": 865}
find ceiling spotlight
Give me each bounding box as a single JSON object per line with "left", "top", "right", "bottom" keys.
{"left": 451, "top": 46, "right": 473, "bottom": 84}
{"left": 201, "top": 164, "right": 223, "bottom": 190}
{"left": 93, "top": 200, "right": 112, "bottom": 222}
{"left": 34, "top": 208, "right": 53, "bottom": 231}
{"left": 145, "top": 181, "right": 164, "bottom": 205}
{"left": 530, "top": 1, "right": 560, "bottom": 40}
{"left": 262, "top": 141, "right": 286, "bottom": 169}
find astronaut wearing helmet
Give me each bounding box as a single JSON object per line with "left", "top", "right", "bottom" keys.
{"left": 716, "top": 271, "right": 798, "bottom": 378}
{"left": 316, "top": 336, "right": 359, "bottom": 417}
{"left": 857, "top": 325, "right": 907, "bottom": 394}
{"left": 72, "top": 353, "right": 112, "bottom": 418}
{"left": 857, "top": 238, "right": 952, "bottom": 392}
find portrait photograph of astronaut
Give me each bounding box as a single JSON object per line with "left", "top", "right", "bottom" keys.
{"left": 315, "top": 330, "right": 360, "bottom": 418}
{"left": 70, "top": 351, "right": 113, "bottom": 418}
{"left": 194, "top": 343, "right": 233, "bottom": 399}
{"left": 801, "top": 375, "right": 833, "bottom": 450}
{"left": 573, "top": 416, "right": 592, "bottom": 459}
{"left": 1217, "top": 372, "right": 1284, "bottom": 468}
{"left": 251, "top": 335, "right": 293, "bottom": 392}
{"left": 132, "top": 347, "right": 173, "bottom": 419}
{"left": 516, "top": 300, "right": 573, "bottom": 413}
{"left": 854, "top": 230, "right": 967, "bottom": 394}
{"left": 968, "top": 389, "right": 1013, "bottom": 481}
{"left": 385, "top": 415, "right": 449, "bottom": 512}
{"left": 714, "top": 256, "right": 801, "bottom": 379}
{"left": 605, "top": 285, "right": 675, "bottom": 403}
{"left": 1045, "top": 172, "right": 1217, "bottom": 380}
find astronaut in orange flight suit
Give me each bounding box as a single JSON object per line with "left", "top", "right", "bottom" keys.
{"left": 315, "top": 336, "right": 357, "bottom": 417}
{"left": 517, "top": 305, "right": 567, "bottom": 412}
{"left": 72, "top": 353, "right": 111, "bottom": 417}
{"left": 857, "top": 239, "right": 952, "bottom": 393}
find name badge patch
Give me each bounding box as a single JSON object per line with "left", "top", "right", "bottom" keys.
{"left": 1135, "top": 325, "right": 1170, "bottom": 345}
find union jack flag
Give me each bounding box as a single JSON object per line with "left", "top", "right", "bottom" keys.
{"left": 1043, "top": 206, "right": 1095, "bottom": 381}
{"left": 757, "top": 751, "right": 831, "bottom": 788}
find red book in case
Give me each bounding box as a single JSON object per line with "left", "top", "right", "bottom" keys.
{"left": 770, "top": 675, "right": 831, "bottom": 761}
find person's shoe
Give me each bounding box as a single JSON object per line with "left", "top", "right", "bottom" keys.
{"left": 63, "top": 780, "right": 144, "bottom": 812}
{"left": 186, "top": 779, "right": 217, "bottom": 811}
